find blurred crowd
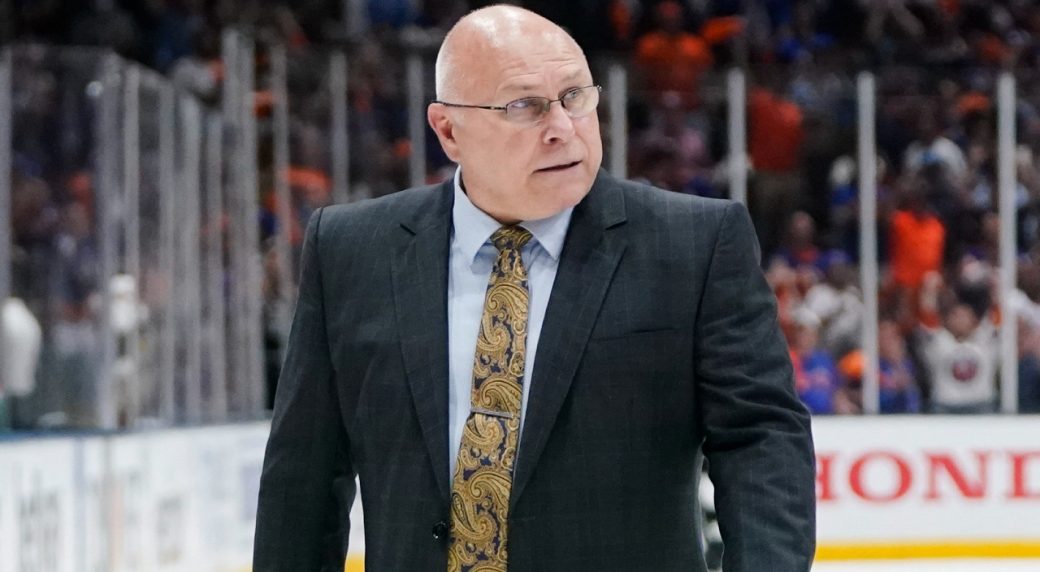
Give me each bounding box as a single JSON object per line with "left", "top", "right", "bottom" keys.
{"left": 4, "top": 0, "right": 1040, "bottom": 426}
{"left": 614, "top": 0, "right": 1040, "bottom": 415}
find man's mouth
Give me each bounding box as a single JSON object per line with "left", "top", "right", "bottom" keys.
{"left": 536, "top": 160, "right": 581, "bottom": 173}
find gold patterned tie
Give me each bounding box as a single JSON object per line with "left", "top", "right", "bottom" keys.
{"left": 448, "top": 226, "right": 533, "bottom": 572}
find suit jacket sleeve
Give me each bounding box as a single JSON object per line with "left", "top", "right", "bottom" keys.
{"left": 254, "top": 207, "right": 356, "bottom": 571}
{"left": 695, "top": 202, "right": 816, "bottom": 571}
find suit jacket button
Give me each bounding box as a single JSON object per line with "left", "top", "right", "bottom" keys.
{"left": 432, "top": 520, "right": 449, "bottom": 540}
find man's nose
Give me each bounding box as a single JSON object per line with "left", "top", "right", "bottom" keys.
{"left": 541, "top": 101, "right": 576, "bottom": 144}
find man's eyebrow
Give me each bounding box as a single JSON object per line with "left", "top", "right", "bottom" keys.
{"left": 500, "top": 83, "right": 540, "bottom": 95}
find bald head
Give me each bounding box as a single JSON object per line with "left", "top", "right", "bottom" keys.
{"left": 426, "top": 4, "right": 602, "bottom": 224}
{"left": 435, "top": 5, "right": 585, "bottom": 102}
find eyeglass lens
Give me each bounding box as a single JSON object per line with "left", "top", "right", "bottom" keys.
{"left": 505, "top": 86, "right": 600, "bottom": 122}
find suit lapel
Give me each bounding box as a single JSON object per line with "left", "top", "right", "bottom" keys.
{"left": 510, "top": 171, "right": 628, "bottom": 510}
{"left": 391, "top": 181, "right": 454, "bottom": 504}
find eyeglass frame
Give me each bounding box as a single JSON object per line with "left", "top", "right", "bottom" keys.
{"left": 432, "top": 85, "right": 603, "bottom": 122}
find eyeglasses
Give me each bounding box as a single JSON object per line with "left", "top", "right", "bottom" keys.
{"left": 434, "top": 85, "right": 603, "bottom": 124}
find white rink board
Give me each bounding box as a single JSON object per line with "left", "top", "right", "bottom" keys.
{"left": 0, "top": 438, "right": 78, "bottom": 572}
{"left": 812, "top": 415, "right": 1040, "bottom": 556}
{"left": 0, "top": 424, "right": 269, "bottom": 572}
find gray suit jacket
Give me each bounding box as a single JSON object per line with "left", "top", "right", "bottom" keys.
{"left": 254, "top": 171, "right": 816, "bottom": 571}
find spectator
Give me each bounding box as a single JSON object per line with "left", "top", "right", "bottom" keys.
{"left": 634, "top": 0, "right": 714, "bottom": 109}
{"left": 748, "top": 80, "right": 805, "bottom": 255}
{"left": 863, "top": 0, "right": 926, "bottom": 63}
{"left": 39, "top": 200, "right": 103, "bottom": 427}
{"left": 833, "top": 334, "right": 922, "bottom": 416}
{"left": 878, "top": 320, "right": 922, "bottom": 413}
{"left": 903, "top": 105, "right": 968, "bottom": 185}
{"left": 825, "top": 154, "right": 885, "bottom": 259}
{"left": 151, "top": 0, "right": 209, "bottom": 72}
{"left": 0, "top": 297, "right": 43, "bottom": 429}
{"left": 767, "top": 256, "right": 802, "bottom": 341}
{"left": 889, "top": 180, "right": 946, "bottom": 292}
{"left": 1018, "top": 317, "right": 1040, "bottom": 413}
{"left": 917, "top": 274, "right": 999, "bottom": 414}
{"left": 789, "top": 308, "right": 843, "bottom": 414}
{"left": 169, "top": 24, "right": 222, "bottom": 103}
{"left": 803, "top": 250, "right": 863, "bottom": 358}
{"left": 773, "top": 211, "right": 822, "bottom": 271}
{"left": 1014, "top": 261, "right": 1040, "bottom": 412}
{"left": 630, "top": 91, "right": 712, "bottom": 194}
{"left": 773, "top": 0, "right": 835, "bottom": 64}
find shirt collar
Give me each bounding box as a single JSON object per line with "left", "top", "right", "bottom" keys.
{"left": 451, "top": 167, "right": 573, "bottom": 265}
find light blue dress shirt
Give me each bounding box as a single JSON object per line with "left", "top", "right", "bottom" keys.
{"left": 447, "top": 168, "right": 573, "bottom": 482}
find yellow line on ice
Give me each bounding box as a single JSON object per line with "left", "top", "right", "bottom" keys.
{"left": 817, "top": 540, "right": 1040, "bottom": 560}
{"left": 237, "top": 543, "right": 1040, "bottom": 570}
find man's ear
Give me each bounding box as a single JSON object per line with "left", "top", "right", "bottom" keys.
{"left": 428, "top": 104, "right": 461, "bottom": 163}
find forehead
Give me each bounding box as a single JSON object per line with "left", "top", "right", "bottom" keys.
{"left": 469, "top": 32, "right": 590, "bottom": 96}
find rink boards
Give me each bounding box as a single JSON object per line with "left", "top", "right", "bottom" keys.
{"left": 0, "top": 424, "right": 269, "bottom": 572}
{"left": 0, "top": 416, "right": 1038, "bottom": 571}
{"left": 813, "top": 415, "right": 1040, "bottom": 560}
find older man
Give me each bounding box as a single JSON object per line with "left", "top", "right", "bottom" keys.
{"left": 254, "top": 5, "right": 815, "bottom": 572}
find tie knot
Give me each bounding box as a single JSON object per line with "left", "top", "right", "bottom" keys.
{"left": 491, "top": 226, "right": 533, "bottom": 253}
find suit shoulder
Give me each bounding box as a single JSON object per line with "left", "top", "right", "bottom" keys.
{"left": 315, "top": 183, "right": 447, "bottom": 238}
{"left": 617, "top": 178, "right": 736, "bottom": 225}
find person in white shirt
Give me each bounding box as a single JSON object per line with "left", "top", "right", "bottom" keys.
{"left": 903, "top": 109, "right": 968, "bottom": 183}
{"left": 919, "top": 302, "right": 998, "bottom": 413}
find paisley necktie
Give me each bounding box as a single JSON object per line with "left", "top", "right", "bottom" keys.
{"left": 448, "top": 226, "right": 533, "bottom": 571}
